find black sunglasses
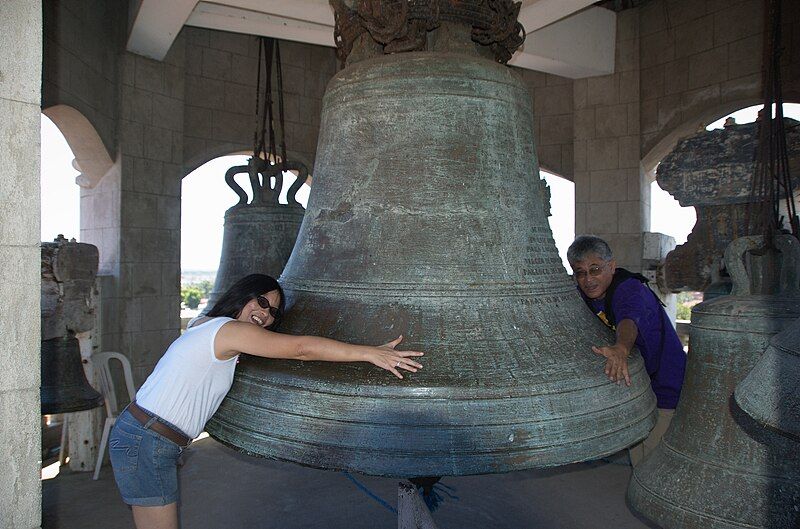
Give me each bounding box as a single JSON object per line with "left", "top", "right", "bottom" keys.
{"left": 256, "top": 295, "right": 282, "bottom": 320}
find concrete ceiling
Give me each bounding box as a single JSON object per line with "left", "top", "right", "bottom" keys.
{"left": 127, "top": 0, "right": 616, "bottom": 78}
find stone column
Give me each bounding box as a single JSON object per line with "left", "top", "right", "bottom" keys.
{"left": 83, "top": 38, "right": 186, "bottom": 386}
{"left": 0, "top": 2, "right": 43, "bottom": 528}
{"left": 573, "top": 9, "right": 649, "bottom": 270}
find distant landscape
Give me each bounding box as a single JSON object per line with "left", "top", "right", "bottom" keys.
{"left": 180, "top": 271, "right": 216, "bottom": 315}
{"left": 181, "top": 270, "right": 217, "bottom": 286}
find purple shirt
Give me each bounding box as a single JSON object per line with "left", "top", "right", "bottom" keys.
{"left": 582, "top": 278, "right": 686, "bottom": 409}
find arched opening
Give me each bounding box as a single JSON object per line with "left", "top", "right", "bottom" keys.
{"left": 42, "top": 104, "right": 115, "bottom": 190}
{"left": 40, "top": 113, "right": 83, "bottom": 480}
{"left": 180, "top": 155, "right": 311, "bottom": 324}
{"left": 650, "top": 182, "right": 696, "bottom": 248}
{"left": 39, "top": 108, "right": 116, "bottom": 480}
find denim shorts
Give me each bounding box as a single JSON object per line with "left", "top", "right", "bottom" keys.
{"left": 109, "top": 407, "right": 188, "bottom": 506}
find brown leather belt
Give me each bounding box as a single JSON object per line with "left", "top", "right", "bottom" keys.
{"left": 128, "top": 402, "right": 192, "bottom": 447}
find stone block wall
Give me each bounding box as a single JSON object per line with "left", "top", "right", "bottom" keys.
{"left": 567, "top": 0, "right": 800, "bottom": 271}
{"left": 41, "top": 0, "right": 121, "bottom": 155}
{"left": 573, "top": 8, "right": 649, "bottom": 270}
{"left": 112, "top": 40, "right": 186, "bottom": 382}
{"left": 0, "top": 2, "right": 42, "bottom": 527}
{"left": 183, "top": 27, "right": 338, "bottom": 175}
{"left": 639, "top": 0, "right": 800, "bottom": 168}
{"left": 42, "top": 16, "right": 336, "bottom": 385}
{"left": 515, "top": 69, "right": 574, "bottom": 179}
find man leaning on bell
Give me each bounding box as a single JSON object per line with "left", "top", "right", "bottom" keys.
{"left": 566, "top": 235, "right": 687, "bottom": 465}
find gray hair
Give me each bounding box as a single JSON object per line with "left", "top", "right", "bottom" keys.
{"left": 567, "top": 235, "right": 614, "bottom": 264}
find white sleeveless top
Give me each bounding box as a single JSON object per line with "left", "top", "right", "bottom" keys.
{"left": 135, "top": 317, "right": 238, "bottom": 438}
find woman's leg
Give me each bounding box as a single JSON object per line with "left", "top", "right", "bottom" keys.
{"left": 110, "top": 410, "right": 184, "bottom": 528}
{"left": 132, "top": 503, "right": 179, "bottom": 529}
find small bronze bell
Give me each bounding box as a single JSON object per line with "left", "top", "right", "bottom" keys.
{"left": 40, "top": 237, "right": 104, "bottom": 415}
{"left": 207, "top": 157, "right": 307, "bottom": 309}
{"left": 41, "top": 335, "right": 104, "bottom": 415}
{"left": 735, "top": 316, "right": 800, "bottom": 441}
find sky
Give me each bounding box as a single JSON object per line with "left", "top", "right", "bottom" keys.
{"left": 180, "top": 155, "right": 310, "bottom": 270}
{"left": 41, "top": 103, "right": 800, "bottom": 271}
{"left": 40, "top": 115, "right": 81, "bottom": 243}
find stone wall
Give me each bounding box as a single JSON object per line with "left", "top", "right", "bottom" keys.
{"left": 515, "top": 69, "right": 574, "bottom": 179}
{"left": 569, "top": 0, "right": 800, "bottom": 270}
{"left": 111, "top": 42, "right": 187, "bottom": 382}
{"left": 42, "top": 0, "right": 185, "bottom": 382}
{"left": 182, "top": 27, "right": 338, "bottom": 175}
{"left": 42, "top": 0, "right": 121, "bottom": 155}
{"left": 639, "top": 0, "right": 800, "bottom": 169}
{"left": 0, "top": 2, "right": 42, "bottom": 527}
{"left": 573, "top": 8, "right": 649, "bottom": 269}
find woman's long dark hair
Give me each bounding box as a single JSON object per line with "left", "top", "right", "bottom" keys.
{"left": 206, "top": 274, "right": 284, "bottom": 330}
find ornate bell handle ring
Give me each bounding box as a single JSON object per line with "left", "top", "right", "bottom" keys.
{"left": 283, "top": 161, "right": 310, "bottom": 207}
{"left": 724, "top": 234, "right": 800, "bottom": 296}
{"left": 255, "top": 164, "right": 283, "bottom": 205}
{"left": 224, "top": 165, "right": 251, "bottom": 206}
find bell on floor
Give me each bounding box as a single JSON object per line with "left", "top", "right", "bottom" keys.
{"left": 628, "top": 235, "right": 800, "bottom": 529}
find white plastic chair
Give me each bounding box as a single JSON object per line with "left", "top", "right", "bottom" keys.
{"left": 92, "top": 352, "right": 136, "bottom": 480}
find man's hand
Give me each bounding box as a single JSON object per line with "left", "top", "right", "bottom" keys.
{"left": 592, "top": 343, "right": 631, "bottom": 386}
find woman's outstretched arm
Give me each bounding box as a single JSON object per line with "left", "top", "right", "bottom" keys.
{"left": 215, "top": 321, "right": 424, "bottom": 379}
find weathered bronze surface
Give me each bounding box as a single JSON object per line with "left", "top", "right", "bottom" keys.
{"left": 657, "top": 119, "right": 800, "bottom": 293}
{"left": 628, "top": 235, "right": 800, "bottom": 529}
{"left": 41, "top": 336, "right": 104, "bottom": 415}
{"left": 41, "top": 236, "right": 98, "bottom": 340}
{"left": 735, "top": 316, "right": 800, "bottom": 441}
{"left": 207, "top": 159, "right": 307, "bottom": 308}
{"left": 206, "top": 49, "right": 657, "bottom": 477}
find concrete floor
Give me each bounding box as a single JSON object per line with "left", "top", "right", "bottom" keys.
{"left": 43, "top": 437, "right": 656, "bottom": 529}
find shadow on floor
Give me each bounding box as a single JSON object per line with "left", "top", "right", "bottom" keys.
{"left": 43, "top": 437, "right": 653, "bottom": 529}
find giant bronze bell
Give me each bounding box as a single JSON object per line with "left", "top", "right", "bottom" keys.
{"left": 207, "top": 158, "right": 307, "bottom": 308}
{"left": 628, "top": 235, "right": 800, "bottom": 529}
{"left": 207, "top": 2, "right": 656, "bottom": 477}
{"left": 735, "top": 316, "right": 800, "bottom": 441}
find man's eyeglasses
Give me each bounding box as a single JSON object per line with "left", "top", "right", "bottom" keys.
{"left": 256, "top": 295, "right": 282, "bottom": 320}
{"left": 573, "top": 262, "right": 610, "bottom": 281}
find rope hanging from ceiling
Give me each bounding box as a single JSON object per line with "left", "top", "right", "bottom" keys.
{"left": 252, "top": 36, "right": 288, "bottom": 172}
{"left": 748, "top": 0, "right": 799, "bottom": 241}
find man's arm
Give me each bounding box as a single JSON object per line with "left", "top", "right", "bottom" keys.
{"left": 592, "top": 318, "right": 638, "bottom": 386}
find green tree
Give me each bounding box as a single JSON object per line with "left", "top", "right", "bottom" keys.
{"left": 182, "top": 287, "right": 202, "bottom": 309}
{"left": 197, "top": 279, "right": 214, "bottom": 298}
{"left": 676, "top": 302, "right": 692, "bottom": 321}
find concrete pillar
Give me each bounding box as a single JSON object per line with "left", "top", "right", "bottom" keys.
{"left": 0, "top": 1, "right": 43, "bottom": 528}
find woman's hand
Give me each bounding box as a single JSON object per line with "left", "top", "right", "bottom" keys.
{"left": 364, "top": 335, "right": 424, "bottom": 379}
